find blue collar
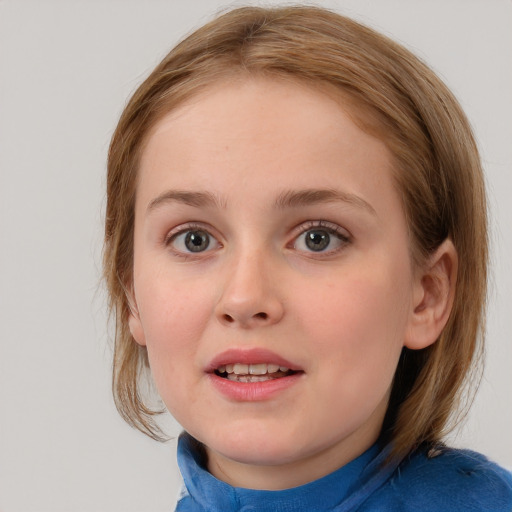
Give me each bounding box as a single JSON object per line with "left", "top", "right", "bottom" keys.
{"left": 176, "top": 432, "right": 399, "bottom": 512}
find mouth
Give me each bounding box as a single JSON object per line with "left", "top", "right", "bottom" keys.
{"left": 207, "top": 348, "right": 303, "bottom": 400}
{"left": 207, "top": 348, "right": 303, "bottom": 383}
{"left": 214, "top": 363, "right": 299, "bottom": 383}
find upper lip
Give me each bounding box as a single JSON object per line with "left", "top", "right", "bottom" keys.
{"left": 206, "top": 348, "right": 302, "bottom": 373}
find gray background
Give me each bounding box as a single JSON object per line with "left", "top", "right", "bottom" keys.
{"left": 0, "top": 1, "right": 511, "bottom": 510}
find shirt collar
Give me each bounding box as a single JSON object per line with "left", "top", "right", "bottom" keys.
{"left": 176, "top": 432, "right": 397, "bottom": 512}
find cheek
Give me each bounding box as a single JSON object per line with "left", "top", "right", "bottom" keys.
{"left": 134, "top": 276, "right": 216, "bottom": 419}
{"left": 296, "top": 270, "right": 410, "bottom": 423}
{"left": 135, "top": 272, "right": 214, "bottom": 366}
{"left": 294, "top": 265, "right": 411, "bottom": 369}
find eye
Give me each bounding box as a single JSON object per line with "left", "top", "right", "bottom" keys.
{"left": 168, "top": 228, "right": 220, "bottom": 254}
{"left": 293, "top": 223, "right": 349, "bottom": 254}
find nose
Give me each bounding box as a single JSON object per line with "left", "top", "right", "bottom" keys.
{"left": 215, "top": 250, "right": 285, "bottom": 329}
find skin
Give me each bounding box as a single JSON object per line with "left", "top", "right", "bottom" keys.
{"left": 128, "top": 77, "right": 455, "bottom": 490}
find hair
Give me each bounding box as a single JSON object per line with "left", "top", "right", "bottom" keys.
{"left": 104, "top": 5, "right": 487, "bottom": 462}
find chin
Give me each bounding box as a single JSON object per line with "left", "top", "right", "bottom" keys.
{"left": 200, "top": 425, "right": 312, "bottom": 467}
{"left": 217, "top": 442, "right": 297, "bottom": 466}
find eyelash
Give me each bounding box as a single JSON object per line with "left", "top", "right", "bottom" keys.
{"left": 165, "top": 220, "right": 351, "bottom": 258}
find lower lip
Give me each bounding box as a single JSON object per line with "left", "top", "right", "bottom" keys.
{"left": 207, "top": 372, "right": 303, "bottom": 401}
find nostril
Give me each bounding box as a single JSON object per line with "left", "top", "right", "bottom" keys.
{"left": 223, "top": 314, "right": 235, "bottom": 323}
{"left": 219, "top": 311, "right": 271, "bottom": 325}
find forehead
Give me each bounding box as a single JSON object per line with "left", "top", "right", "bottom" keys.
{"left": 141, "top": 78, "right": 389, "bottom": 174}
{"left": 136, "top": 76, "right": 401, "bottom": 223}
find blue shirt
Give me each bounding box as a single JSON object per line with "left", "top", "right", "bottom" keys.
{"left": 175, "top": 433, "right": 512, "bottom": 511}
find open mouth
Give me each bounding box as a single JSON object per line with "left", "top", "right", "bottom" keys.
{"left": 214, "top": 363, "right": 300, "bottom": 383}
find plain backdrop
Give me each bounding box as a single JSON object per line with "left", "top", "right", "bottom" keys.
{"left": 0, "top": 1, "right": 511, "bottom": 510}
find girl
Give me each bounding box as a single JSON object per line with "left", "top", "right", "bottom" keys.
{"left": 103, "top": 6, "right": 512, "bottom": 511}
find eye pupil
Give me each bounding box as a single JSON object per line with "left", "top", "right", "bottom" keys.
{"left": 305, "top": 230, "right": 330, "bottom": 251}
{"left": 185, "top": 230, "right": 210, "bottom": 252}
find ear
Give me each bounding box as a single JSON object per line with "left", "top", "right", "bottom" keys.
{"left": 126, "top": 287, "right": 147, "bottom": 347}
{"left": 404, "top": 239, "right": 458, "bottom": 350}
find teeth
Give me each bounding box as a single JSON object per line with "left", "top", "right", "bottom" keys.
{"left": 217, "top": 363, "right": 291, "bottom": 375}
{"left": 249, "top": 363, "right": 267, "bottom": 375}
{"left": 233, "top": 363, "right": 249, "bottom": 375}
{"left": 228, "top": 374, "right": 276, "bottom": 382}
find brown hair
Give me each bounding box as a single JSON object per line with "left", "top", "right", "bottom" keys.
{"left": 104, "top": 6, "right": 487, "bottom": 461}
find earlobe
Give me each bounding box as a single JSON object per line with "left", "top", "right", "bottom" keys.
{"left": 404, "top": 239, "right": 458, "bottom": 350}
{"left": 127, "top": 291, "right": 147, "bottom": 347}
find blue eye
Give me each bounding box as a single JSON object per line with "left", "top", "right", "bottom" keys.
{"left": 294, "top": 225, "right": 349, "bottom": 253}
{"left": 170, "top": 229, "right": 218, "bottom": 253}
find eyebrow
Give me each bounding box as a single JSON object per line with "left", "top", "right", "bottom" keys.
{"left": 273, "top": 188, "right": 377, "bottom": 215}
{"left": 146, "top": 188, "right": 376, "bottom": 216}
{"left": 147, "top": 190, "right": 227, "bottom": 213}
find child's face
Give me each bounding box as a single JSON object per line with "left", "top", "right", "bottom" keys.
{"left": 130, "top": 77, "right": 419, "bottom": 488}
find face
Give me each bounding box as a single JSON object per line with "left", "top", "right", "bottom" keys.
{"left": 130, "top": 77, "right": 419, "bottom": 489}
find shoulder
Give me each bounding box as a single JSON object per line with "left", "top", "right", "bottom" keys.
{"left": 361, "top": 447, "right": 512, "bottom": 512}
